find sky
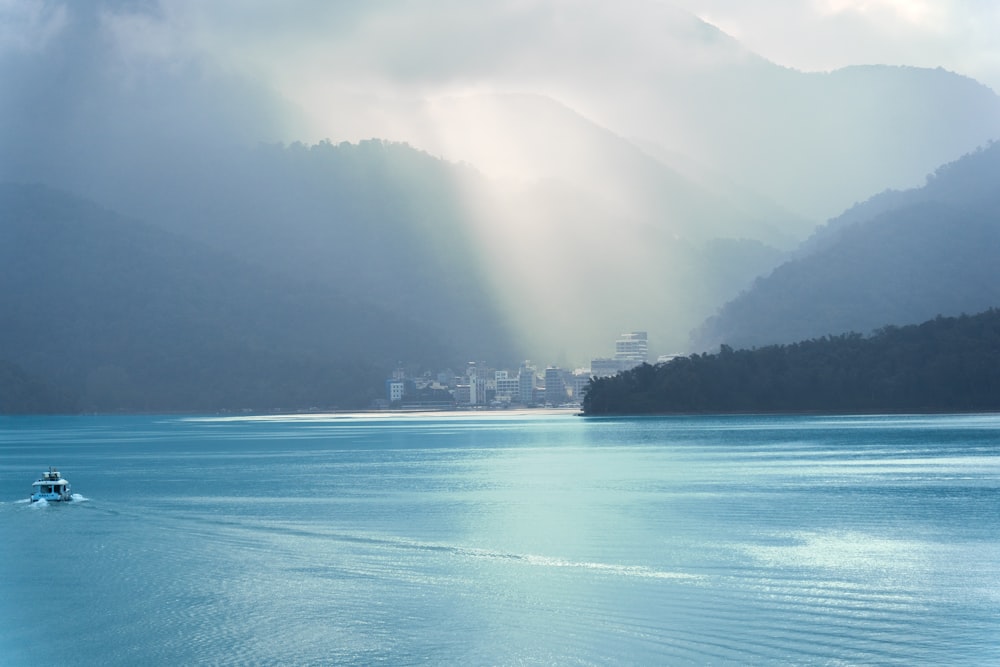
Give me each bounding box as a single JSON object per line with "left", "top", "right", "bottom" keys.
{"left": 6, "top": 0, "right": 999, "bottom": 87}
{"left": 671, "top": 0, "right": 1000, "bottom": 92}
{"left": 4, "top": 0, "right": 1000, "bottom": 157}
{"left": 6, "top": 0, "right": 1000, "bottom": 106}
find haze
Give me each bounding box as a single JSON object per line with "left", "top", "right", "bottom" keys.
{"left": 4, "top": 0, "right": 1000, "bottom": 366}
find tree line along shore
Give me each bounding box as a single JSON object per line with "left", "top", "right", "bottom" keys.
{"left": 582, "top": 309, "right": 1000, "bottom": 415}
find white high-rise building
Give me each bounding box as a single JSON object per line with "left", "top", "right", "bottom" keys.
{"left": 518, "top": 361, "right": 536, "bottom": 404}
{"left": 494, "top": 371, "right": 520, "bottom": 403}
{"left": 386, "top": 379, "right": 405, "bottom": 402}
{"left": 466, "top": 363, "right": 487, "bottom": 405}
{"left": 615, "top": 331, "right": 648, "bottom": 364}
{"left": 590, "top": 332, "right": 650, "bottom": 378}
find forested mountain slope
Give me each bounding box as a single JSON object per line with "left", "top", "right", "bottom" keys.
{"left": 693, "top": 143, "right": 1000, "bottom": 351}
{"left": 0, "top": 359, "right": 70, "bottom": 414}
{"left": 0, "top": 183, "right": 455, "bottom": 413}
{"left": 94, "top": 140, "right": 519, "bottom": 365}
{"left": 585, "top": 309, "right": 1000, "bottom": 415}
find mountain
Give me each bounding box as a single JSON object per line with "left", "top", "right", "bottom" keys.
{"left": 39, "top": 96, "right": 801, "bottom": 360}
{"left": 0, "top": 359, "right": 71, "bottom": 414}
{"left": 33, "top": 128, "right": 786, "bottom": 361}
{"left": 633, "top": 63, "right": 1000, "bottom": 221}
{"left": 692, "top": 143, "right": 1000, "bottom": 351}
{"left": 65, "top": 140, "right": 520, "bottom": 364}
{"left": 4, "top": 1, "right": 1000, "bottom": 367}
{"left": 0, "top": 183, "right": 472, "bottom": 412}
{"left": 290, "top": 2, "right": 1000, "bottom": 224}
{"left": 367, "top": 92, "right": 808, "bottom": 246}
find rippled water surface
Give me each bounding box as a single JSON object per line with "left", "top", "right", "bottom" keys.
{"left": 2, "top": 412, "right": 999, "bottom": 665}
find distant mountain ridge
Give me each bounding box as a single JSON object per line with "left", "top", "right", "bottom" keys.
{"left": 692, "top": 143, "right": 1000, "bottom": 351}
{"left": 382, "top": 92, "right": 807, "bottom": 246}
{"left": 316, "top": 63, "right": 1000, "bottom": 226}
{"left": 700, "top": 64, "right": 1000, "bottom": 220}
{"left": 71, "top": 140, "right": 520, "bottom": 364}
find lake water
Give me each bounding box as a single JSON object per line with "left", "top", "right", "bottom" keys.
{"left": 2, "top": 412, "right": 999, "bottom": 665}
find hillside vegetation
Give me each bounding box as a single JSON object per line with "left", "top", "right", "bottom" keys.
{"left": 693, "top": 143, "right": 1000, "bottom": 351}
{"left": 584, "top": 309, "right": 1000, "bottom": 415}
{"left": 102, "top": 139, "right": 519, "bottom": 365}
{"left": 0, "top": 183, "right": 455, "bottom": 413}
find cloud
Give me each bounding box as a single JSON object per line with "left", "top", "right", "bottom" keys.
{"left": 818, "top": 0, "right": 947, "bottom": 27}
{"left": 0, "top": 0, "right": 300, "bottom": 200}
{"left": 672, "top": 0, "right": 1000, "bottom": 90}
{"left": 0, "top": 0, "right": 67, "bottom": 54}
{"left": 8, "top": 0, "right": 1000, "bottom": 130}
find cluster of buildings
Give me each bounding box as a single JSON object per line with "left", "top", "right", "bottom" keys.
{"left": 381, "top": 331, "right": 678, "bottom": 410}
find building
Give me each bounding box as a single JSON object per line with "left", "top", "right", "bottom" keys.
{"left": 494, "top": 371, "right": 520, "bottom": 404}
{"left": 570, "top": 369, "right": 593, "bottom": 402}
{"left": 657, "top": 354, "right": 684, "bottom": 365}
{"left": 386, "top": 379, "right": 405, "bottom": 403}
{"left": 615, "top": 331, "right": 648, "bottom": 364}
{"left": 590, "top": 357, "right": 630, "bottom": 378}
{"left": 453, "top": 383, "right": 471, "bottom": 405}
{"left": 544, "top": 367, "right": 568, "bottom": 406}
{"left": 465, "top": 362, "right": 493, "bottom": 406}
{"left": 589, "top": 332, "right": 650, "bottom": 379}
{"left": 518, "top": 361, "right": 537, "bottom": 405}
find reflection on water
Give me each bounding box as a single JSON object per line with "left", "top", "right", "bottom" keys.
{"left": 1, "top": 412, "right": 999, "bottom": 665}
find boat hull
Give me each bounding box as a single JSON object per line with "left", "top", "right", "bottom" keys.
{"left": 30, "top": 467, "right": 72, "bottom": 502}
{"left": 29, "top": 492, "right": 72, "bottom": 503}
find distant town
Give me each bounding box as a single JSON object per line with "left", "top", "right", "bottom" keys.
{"left": 378, "top": 331, "right": 682, "bottom": 410}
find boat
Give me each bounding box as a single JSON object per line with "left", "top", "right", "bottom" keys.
{"left": 30, "top": 467, "right": 72, "bottom": 502}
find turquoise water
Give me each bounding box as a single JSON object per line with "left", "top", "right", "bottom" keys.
{"left": 2, "top": 412, "right": 999, "bottom": 665}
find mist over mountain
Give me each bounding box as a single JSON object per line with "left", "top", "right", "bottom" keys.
{"left": 360, "top": 92, "right": 808, "bottom": 247}
{"left": 280, "top": 5, "right": 1000, "bottom": 224}
{"left": 86, "top": 139, "right": 519, "bottom": 364}
{"left": 0, "top": 183, "right": 478, "bottom": 412}
{"left": 647, "top": 63, "right": 1000, "bottom": 221}
{"left": 693, "top": 143, "right": 1000, "bottom": 352}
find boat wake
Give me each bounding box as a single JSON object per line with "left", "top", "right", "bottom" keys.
{"left": 14, "top": 495, "right": 88, "bottom": 507}
{"left": 225, "top": 517, "right": 706, "bottom": 583}
{"left": 173, "top": 512, "right": 703, "bottom": 583}
{"left": 515, "top": 553, "right": 703, "bottom": 580}
{"left": 434, "top": 543, "right": 705, "bottom": 581}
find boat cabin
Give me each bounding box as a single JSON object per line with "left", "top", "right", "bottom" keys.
{"left": 30, "top": 467, "right": 72, "bottom": 502}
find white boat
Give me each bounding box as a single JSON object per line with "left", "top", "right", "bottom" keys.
{"left": 30, "top": 467, "right": 72, "bottom": 502}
